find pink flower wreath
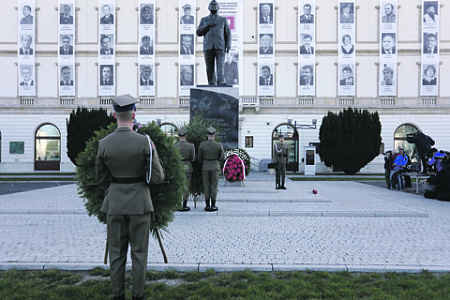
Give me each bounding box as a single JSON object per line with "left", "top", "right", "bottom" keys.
{"left": 222, "top": 154, "right": 248, "bottom": 182}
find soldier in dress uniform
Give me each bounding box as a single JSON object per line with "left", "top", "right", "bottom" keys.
{"left": 96, "top": 94, "right": 164, "bottom": 300}
{"left": 273, "top": 134, "right": 289, "bottom": 189}
{"left": 174, "top": 127, "right": 195, "bottom": 211}
{"left": 198, "top": 127, "right": 224, "bottom": 211}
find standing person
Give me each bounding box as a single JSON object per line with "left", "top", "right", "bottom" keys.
{"left": 174, "top": 127, "right": 195, "bottom": 211}
{"left": 407, "top": 130, "right": 435, "bottom": 174}
{"left": 273, "top": 135, "right": 289, "bottom": 190}
{"left": 198, "top": 127, "right": 224, "bottom": 212}
{"left": 96, "top": 94, "right": 164, "bottom": 300}
{"left": 196, "top": 0, "right": 231, "bottom": 86}
{"left": 384, "top": 150, "right": 394, "bottom": 189}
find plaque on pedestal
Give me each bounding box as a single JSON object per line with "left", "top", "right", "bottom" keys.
{"left": 190, "top": 87, "right": 239, "bottom": 150}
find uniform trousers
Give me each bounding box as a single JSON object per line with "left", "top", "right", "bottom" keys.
{"left": 276, "top": 163, "right": 286, "bottom": 186}
{"left": 183, "top": 171, "right": 192, "bottom": 201}
{"left": 204, "top": 48, "right": 225, "bottom": 85}
{"left": 107, "top": 213, "right": 151, "bottom": 298}
{"left": 202, "top": 170, "right": 219, "bottom": 201}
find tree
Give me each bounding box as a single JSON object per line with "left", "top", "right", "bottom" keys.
{"left": 319, "top": 107, "right": 382, "bottom": 175}
{"left": 66, "top": 107, "right": 115, "bottom": 165}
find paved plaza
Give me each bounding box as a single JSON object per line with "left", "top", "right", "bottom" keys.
{"left": 0, "top": 172, "right": 449, "bottom": 273}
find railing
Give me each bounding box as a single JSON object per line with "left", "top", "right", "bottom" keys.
{"left": 380, "top": 97, "right": 395, "bottom": 106}
{"left": 99, "top": 97, "right": 112, "bottom": 106}
{"left": 60, "top": 97, "right": 75, "bottom": 106}
{"left": 250, "top": 156, "right": 260, "bottom": 172}
{"left": 298, "top": 97, "right": 314, "bottom": 106}
{"left": 179, "top": 96, "right": 190, "bottom": 107}
{"left": 140, "top": 97, "right": 155, "bottom": 106}
{"left": 240, "top": 96, "right": 258, "bottom": 106}
{"left": 259, "top": 97, "right": 274, "bottom": 106}
{"left": 20, "top": 98, "right": 34, "bottom": 106}
{"left": 422, "top": 97, "right": 436, "bottom": 106}
{"left": 338, "top": 97, "right": 354, "bottom": 106}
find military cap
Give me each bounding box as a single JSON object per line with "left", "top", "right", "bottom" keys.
{"left": 279, "top": 134, "right": 285, "bottom": 138}
{"left": 183, "top": 4, "right": 191, "bottom": 10}
{"left": 178, "top": 127, "right": 188, "bottom": 136}
{"left": 112, "top": 94, "right": 138, "bottom": 112}
{"left": 206, "top": 126, "right": 216, "bottom": 135}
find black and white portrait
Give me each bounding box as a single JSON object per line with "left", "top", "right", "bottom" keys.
{"left": 180, "top": 4, "right": 194, "bottom": 24}
{"left": 300, "top": 34, "right": 314, "bottom": 55}
{"left": 340, "top": 3, "right": 354, "bottom": 24}
{"left": 259, "top": 3, "right": 273, "bottom": 24}
{"left": 422, "top": 64, "right": 437, "bottom": 86}
{"left": 100, "top": 65, "right": 114, "bottom": 86}
{"left": 19, "top": 34, "right": 34, "bottom": 55}
{"left": 381, "top": 33, "right": 396, "bottom": 55}
{"left": 259, "top": 65, "right": 273, "bottom": 86}
{"left": 259, "top": 34, "right": 273, "bottom": 55}
{"left": 140, "top": 35, "right": 154, "bottom": 55}
{"left": 340, "top": 65, "right": 354, "bottom": 86}
{"left": 100, "top": 34, "right": 114, "bottom": 55}
{"left": 380, "top": 65, "right": 394, "bottom": 86}
{"left": 139, "top": 65, "right": 154, "bottom": 86}
{"left": 299, "top": 3, "right": 314, "bottom": 24}
{"left": 60, "top": 66, "right": 74, "bottom": 86}
{"left": 60, "top": 35, "right": 74, "bottom": 55}
{"left": 100, "top": 4, "right": 114, "bottom": 24}
{"left": 224, "top": 52, "right": 239, "bottom": 85}
{"left": 20, "top": 5, "right": 34, "bottom": 25}
{"left": 60, "top": 4, "right": 74, "bottom": 25}
{"left": 140, "top": 4, "right": 154, "bottom": 24}
{"left": 423, "top": 33, "right": 438, "bottom": 54}
{"left": 299, "top": 65, "right": 314, "bottom": 86}
{"left": 423, "top": 1, "right": 438, "bottom": 24}
{"left": 180, "top": 34, "right": 194, "bottom": 55}
{"left": 180, "top": 65, "right": 194, "bottom": 86}
{"left": 19, "top": 65, "right": 34, "bottom": 86}
{"left": 381, "top": 3, "right": 396, "bottom": 23}
{"left": 341, "top": 34, "right": 354, "bottom": 54}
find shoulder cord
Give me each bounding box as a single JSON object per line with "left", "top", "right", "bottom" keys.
{"left": 145, "top": 134, "right": 153, "bottom": 184}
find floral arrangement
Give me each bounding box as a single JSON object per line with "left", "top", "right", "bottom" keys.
{"left": 222, "top": 148, "right": 251, "bottom": 182}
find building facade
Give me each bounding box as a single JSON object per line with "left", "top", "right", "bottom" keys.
{"left": 0, "top": 0, "right": 449, "bottom": 173}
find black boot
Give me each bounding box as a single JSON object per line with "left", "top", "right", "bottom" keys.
{"left": 113, "top": 295, "right": 125, "bottom": 300}
{"left": 276, "top": 183, "right": 281, "bottom": 189}
{"left": 210, "top": 200, "right": 218, "bottom": 211}
{"left": 132, "top": 296, "right": 144, "bottom": 300}
{"left": 182, "top": 200, "right": 190, "bottom": 211}
{"left": 204, "top": 199, "right": 211, "bottom": 211}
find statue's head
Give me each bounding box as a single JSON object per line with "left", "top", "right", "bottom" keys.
{"left": 208, "top": 0, "right": 219, "bottom": 14}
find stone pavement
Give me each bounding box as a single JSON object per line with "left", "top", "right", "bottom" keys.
{"left": 0, "top": 172, "right": 449, "bottom": 273}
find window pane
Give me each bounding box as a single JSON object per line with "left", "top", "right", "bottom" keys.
{"left": 36, "top": 140, "right": 60, "bottom": 161}
{"left": 160, "top": 123, "right": 177, "bottom": 138}
{"left": 37, "top": 124, "right": 60, "bottom": 137}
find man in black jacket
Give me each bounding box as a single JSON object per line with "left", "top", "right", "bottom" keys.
{"left": 407, "top": 130, "right": 435, "bottom": 174}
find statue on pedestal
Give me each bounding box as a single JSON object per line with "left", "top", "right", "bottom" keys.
{"left": 196, "top": 0, "right": 231, "bottom": 85}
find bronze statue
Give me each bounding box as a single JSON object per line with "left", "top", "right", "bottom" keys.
{"left": 196, "top": 0, "right": 231, "bottom": 85}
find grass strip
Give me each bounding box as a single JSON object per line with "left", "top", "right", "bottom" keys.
{"left": 1, "top": 269, "right": 449, "bottom": 299}
{"left": 290, "top": 177, "right": 385, "bottom": 181}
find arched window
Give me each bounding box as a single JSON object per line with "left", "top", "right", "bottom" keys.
{"left": 272, "top": 124, "right": 299, "bottom": 172}
{"left": 35, "top": 124, "right": 61, "bottom": 170}
{"left": 160, "top": 123, "right": 177, "bottom": 138}
{"left": 394, "top": 124, "right": 418, "bottom": 162}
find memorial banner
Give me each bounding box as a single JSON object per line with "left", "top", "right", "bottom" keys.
{"left": 139, "top": 0, "right": 155, "bottom": 96}
{"left": 18, "top": 0, "right": 36, "bottom": 96}
{"left": 58, "top": 0, "right": 76, "bottom": 96}
{"left": 420, "top": 0, "right": 439, "bottom": 96}
{"left": 218, "top": 0, "right": 243, "bottom": 94}
{"left": 298, "top": 0, "right": 315, "bottom": 96}
{"left": 337, "top": 0, "right": 355, "bottom": 96}
{"left": 179, "top": 0, "right": 196, "bottom": 96}
{"left": 98, "top": 0, "right": 115, "bottom": 96}
{"left": 379, "top": 0, "right": 397, "bottom": 96}
{"left": 258, "top": 0, "right": 275, "bottom": 96}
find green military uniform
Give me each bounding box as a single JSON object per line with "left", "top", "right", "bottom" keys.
{"left": 273, "top": 136, "right": 289, "bottom": 189}
{"left": 174, "top": 127, "right": 195, "bottom": 211}
{"left": 198, "top": 127, "right": 224, "bottom": 211}
{"left": 96, "top": 95, "right": 164, "bottom": 300}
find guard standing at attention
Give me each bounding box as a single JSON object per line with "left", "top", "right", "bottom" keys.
{"left": 198, "top": 127, "right": 224, "bottom": 211}
{"left": 96, "top": 94, "right": 164, "bottom": 300}
{"left": 273, "top": 134, "right": 289, "bottom": 190}
{"left": 174, "top": 127, "right": 195, "bottom": 211}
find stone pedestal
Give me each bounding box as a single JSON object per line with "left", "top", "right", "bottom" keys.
{"left": 190, "top": 87, "right": 239, "bottom": 150}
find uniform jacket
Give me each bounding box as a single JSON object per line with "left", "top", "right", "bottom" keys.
{"left": 198, "top": 139, "right": 224, "bottom": 171}
{"left": 96, "top": 126, "right": 164, "bottom": 215}
{"left": 273, "top": 142, "right": 289, "bottom": 164}
{"left": 60, "top": 80, "right": 74, "bottom": 86}
{"left": 299, "top": 14, "right": 314, "bottom": 23}
{"left": 174, "top": 140, "right": 195, "bottom": 172}
{"left": 196, "top": 14, "right": 231, "bottom": 52}
{"left": 340, "top": 13, "right": 354, "bottom": 23}
{"left": 181, "top": 15, "right": 194, "bottom": 24}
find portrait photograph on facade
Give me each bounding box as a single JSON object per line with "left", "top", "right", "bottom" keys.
{"left": 259, "top": 65, "right": 274, "bottom": 86}
{"left": 180, "top": 65, "right": 194, "bottom": 86}
{"left": 299, "top": 3, "right": 314, "bottom": 24}
{"left": 224, "top": 52, "right": 239, "bottom": 85}
{"left": 139, "top": 35, "right": 154, "bottom": 55}
{"left": 139, "top": 65, "right": 154, "bottom": 86}
{"left": 259, "top": 34, "right": 273, "bottom": 55}
{"left": 19, "top": 65, "right": 34, "bottom": 86}
{"left": 340, "top": 2, "right": 354, "bottom": 24}
{"left": 299, "top": 64, "right": 314, "bottom": 86}
{"left": 380, "top": 64, "right": 395, "bottom": 86}
{"left": 19, "top": 34, "right": 34, "bottom": 56}
{"left": 180, "top": 3, "right": 194, "bottom": 25}
{"left": 100, "top": 3, "right": 114, "bottom": 25}
{"left": 422, "top": 64, "right": 437, "bottom": 85}
{"left": 259, "top": 3, "right": 273, "bottom": 24}
{"left": 20, "top": 4, "right": 34, "bottom": 25}
{"left": 300, "top": 33, "right": 314, "bottom": 55}
{"left": 59, "top": 65, "right": 74, "bottom": 86}
{"left": 381, "top": 2, "right": 396, "bottom": 23}
{"left": 423, "top": 1, "right": 439, "bottom": 25}
{"left": 99, "top": 34, "right": 114, "bottom": 55}
{"left": 140, "top": 4, "right": 154, "bottom": 25}
{"left": 180, "top": 34, "right": 194, "bottom": 55}
{"left": 423, "top": 32, "right": 438, "bottom": 54}
{"left": 381, "top": 33, "right": 396, "bottom": 55}
{"left": 341, "top": 34, "right": 354, "bottom": 55}
{"left": 59, "top": 34, "right": 74, "bottom": 55}
{"left": 59, "top": 4, "right": 74, "bottom": 25}
{"left": 99, "top": 65, "right": 114, "bottom": 86}
{"left": 340, "top": 65, "right": 354, "bottom": 86}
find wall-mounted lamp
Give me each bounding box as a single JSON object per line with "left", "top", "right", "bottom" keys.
{"left": 288, "top": 119, "right": 317, "bottom": 129}
{"left": 266, "top": 121, "right": 272, "bottom": 125}
{"left": 156, "top": 119, "right": 161, "bottom": 125}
